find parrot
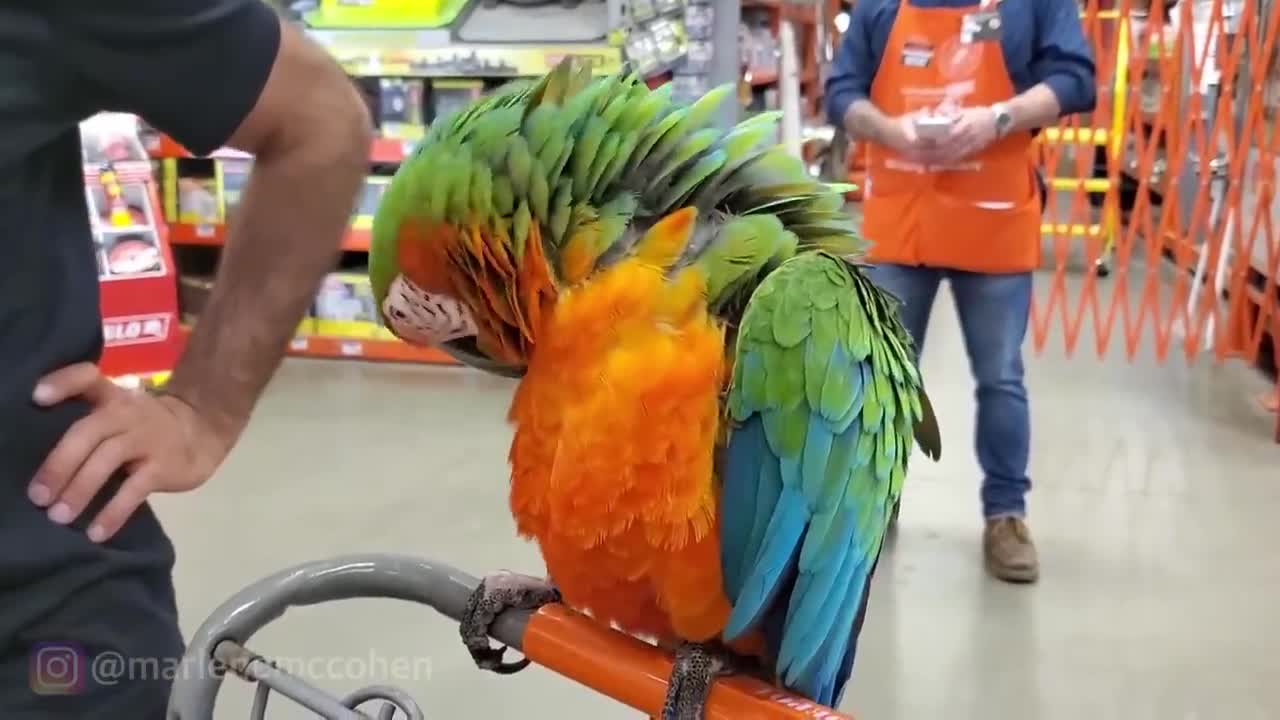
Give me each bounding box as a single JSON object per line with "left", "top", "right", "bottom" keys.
{"left": 368, "top": 59, "right": 942, "bottom": 719}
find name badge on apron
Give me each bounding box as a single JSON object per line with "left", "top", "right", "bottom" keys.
{"left": 901, "top": 41, "right": 933, "bottom": 68}
{"left": 961, "top": 11, "right": 1002, "bottom": 44}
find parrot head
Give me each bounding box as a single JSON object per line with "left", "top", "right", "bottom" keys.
{"left": 367, "top": 61, "right": 599, "bottom": 378}
{"left": 369, "top": 169, "right": 532, "bottom": 378}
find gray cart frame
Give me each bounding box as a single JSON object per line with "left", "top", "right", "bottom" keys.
{"left": 166, "top": 555, "right": 531, "bottom": 720}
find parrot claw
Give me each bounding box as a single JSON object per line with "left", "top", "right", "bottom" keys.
{"left": 460, "top": 571, "right": 561, "bottom": 675}
{"left": 660, "top": 642, "right": 732, "bottom": 720}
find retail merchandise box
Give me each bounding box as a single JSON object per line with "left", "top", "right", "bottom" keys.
{"left": 164, "top": 158, "right": 252, "bottom": 225}
{"left": 312, "top": 272, "right": 392, "bottom": 340}
{"left": 86, "top": 167, "right": 167, "bottom": 281}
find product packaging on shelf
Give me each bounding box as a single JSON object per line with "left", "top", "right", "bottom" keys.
{"left": 620, "top": 0, "right": 690, "bottom": 77}
{"left": 87, "top": 166, "right": 167, "bottom": 280}
{"left": 175, "top": 176, "right": 222, "bottom": 225}
{"left": 312, "top": 272, "right": 388, "bottom": 339}
{"left": 379, "top": 78, "right": 428, "bottom": 139}
{"left": 429, "top": 79, "right": 483, "bottom": 126}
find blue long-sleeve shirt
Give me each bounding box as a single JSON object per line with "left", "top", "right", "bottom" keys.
{"left": 825, "top": 0, "right": 1098, "bottom": 127}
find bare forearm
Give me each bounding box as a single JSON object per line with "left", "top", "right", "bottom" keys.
{"left": 1005, "top": 82, "right": 1063, "bottom": 134}
{"left": 843, "top": 99, "right": 897, "bottom": 146}
{"left": 169, "top": 120, "right": 371, "bottom": 442}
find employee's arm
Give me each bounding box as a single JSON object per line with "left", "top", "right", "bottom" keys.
{"left": 825, "top": 1, "right": 875, "bottom": 132}
{"left": 825, "top": 1, "right": 924, "bottom": 153}
{"left": 33, "top": 0, "right": 372, "bottom": 540}
{"left": 1005, "top": 0, "right": 1098, "bottom": 133}
{"left": 944, "top": 0, "right": 1097, "bottom": 161}
{"left": 845, "top": 99, "right": 915, "bottom": 150}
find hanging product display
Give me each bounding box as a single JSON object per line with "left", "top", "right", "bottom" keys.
{"left": 670, "top": 0, "right": 715, "bottom": 101}
{"left": 618, "top": 0, "right": 689, "bottom": 78}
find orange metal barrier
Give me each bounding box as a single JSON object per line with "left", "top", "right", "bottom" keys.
{"left": 1033, "top": 1, "right": 1279, "bottom": 439}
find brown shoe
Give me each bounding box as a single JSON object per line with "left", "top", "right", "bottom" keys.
{"left": 983, "top": 517, "right": 1040, "bottom": 583}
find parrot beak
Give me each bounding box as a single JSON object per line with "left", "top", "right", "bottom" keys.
{"left": 439, "top": 337, "right": 527, "bottom": 379}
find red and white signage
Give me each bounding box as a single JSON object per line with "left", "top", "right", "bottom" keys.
{"left": 102, "top": 313, "right": 172, "bottom": 348}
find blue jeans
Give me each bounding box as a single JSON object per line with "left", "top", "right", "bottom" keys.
{"left": 866, "top": 264, "right": 1032, "bottom": 519}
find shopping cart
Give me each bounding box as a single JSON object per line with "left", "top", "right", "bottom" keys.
{"left": 165, "top": 554, "right": 853, "bottom": 720}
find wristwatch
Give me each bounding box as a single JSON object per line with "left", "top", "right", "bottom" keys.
{"left": 990, "top": 102, "right": 1013, "bottom": 139}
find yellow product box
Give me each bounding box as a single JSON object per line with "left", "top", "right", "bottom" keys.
{"left": 313, "top": 272, "right": 381, "bottom": 339}
{"left": 295, "top": 316, "right": 316, "bottom": 338}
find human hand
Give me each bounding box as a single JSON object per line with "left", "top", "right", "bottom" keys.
{"left": 882, "top": 114, "right": 936, "bottom": 160}
{"left": 880, "top": 113, "right": 957, "bottom": 166}
{"left": 934, "top": 105, "right": 1000, "bottom": 165}
{"left": 28, "top": 363, "right": 236, "bottom": 543}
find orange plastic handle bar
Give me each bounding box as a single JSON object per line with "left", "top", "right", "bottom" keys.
{"left": 523, "top": 605, "right": 855, "bottom": 720}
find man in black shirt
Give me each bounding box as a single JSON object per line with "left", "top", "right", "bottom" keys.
{"left": 0, "top": 2, "right": 373, "bottom": 717}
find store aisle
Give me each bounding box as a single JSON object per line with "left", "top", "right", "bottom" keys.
{"left": 153, "top": 278, "right": 1278, "bottom": 720}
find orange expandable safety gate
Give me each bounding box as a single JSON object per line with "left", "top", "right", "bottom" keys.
{"left": 1036, "top": 0, "right": 1279, "bottom": 441}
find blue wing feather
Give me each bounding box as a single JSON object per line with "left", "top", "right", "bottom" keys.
{"left": 720, "top": 416, "right": 773, "bottom": 596}
{"left": 723, "top": 475, "right": 806, "bottom": 638}
{"left": 718, "top": 252, "right": 922, "bottom": 709}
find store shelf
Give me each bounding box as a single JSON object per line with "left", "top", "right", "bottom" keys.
{"left": 175, "top": 323, "right": 458, "bottom": 366}
{"left": 287, "top": 334, "right": 457, "bottom": 364}
{"left": 109, "top": 371, "right": 172, "bottom": 389}
{"left": 370, "top": 137, "right": 414, "bottom": 164}
{"left": 146, "top": 134, "right": 414, "bottom": 165}
{"left": 168, "top": 223, "right": 372, "bottom": 252}
{"left": 302, "top": 31, "right": 623, "bottom": 78}
{"left": 742, "top": 0, "right": 821, "bottom": 25}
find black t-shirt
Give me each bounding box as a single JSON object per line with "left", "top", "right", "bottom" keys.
{"left": 0, "top": 0, "right": 279, "bottom": 670}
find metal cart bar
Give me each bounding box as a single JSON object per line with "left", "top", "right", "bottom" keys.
{"left": 166, "top": 554, "right": 852, "bottom": 720}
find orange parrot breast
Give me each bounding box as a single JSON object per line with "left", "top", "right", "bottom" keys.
{"left": 506, "top": 258, "right": 733, "bottom": 645}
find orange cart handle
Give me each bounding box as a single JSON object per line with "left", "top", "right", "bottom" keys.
{"left": 524, "top": 604, "right": 854, "bottom": 720}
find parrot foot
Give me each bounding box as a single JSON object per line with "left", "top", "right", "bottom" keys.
{"left": 660, "top": 642, "right": 732, "bottom": 720}
{"left": 460, "top": 571, "right": 560, "bottom": 676}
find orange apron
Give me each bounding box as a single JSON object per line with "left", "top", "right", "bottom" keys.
{"left": 862, "top": 0, "right": 1041, "bottom": 273}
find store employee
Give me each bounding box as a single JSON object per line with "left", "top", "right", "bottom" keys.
{"left": 0, "top": 1, "right": 371, "bottom": 717}
{"left": 826, "top": 0, "right": 1096, "bottom": 584}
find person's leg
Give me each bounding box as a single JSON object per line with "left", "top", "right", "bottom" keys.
{"left": 947, "top": 269, "right": 1038, "bottom": 583}
{"left": 0, "top": 471, "right": 183, "bottom": 719}
{"left": 864, "top": 263, "right": 943, "bottom": 527}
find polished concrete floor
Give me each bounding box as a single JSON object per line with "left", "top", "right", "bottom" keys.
{"left": 153, "top": 276, "right": 1278, "bottom": 720}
